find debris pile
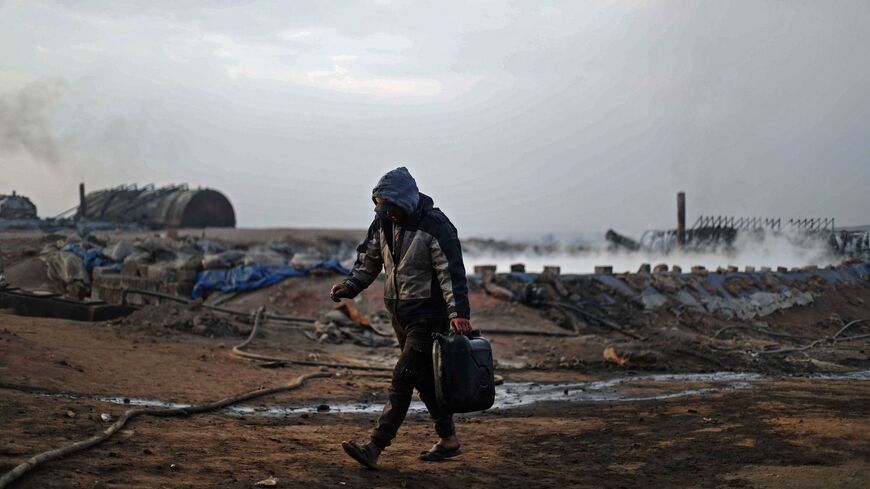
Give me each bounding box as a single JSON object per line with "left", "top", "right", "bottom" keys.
{"left": 479, "top": 263, "right": 870, "bottom": 326}
{"left": 472, "top": 261, "right": 870, "bottom": 372}
{"left": 307, "top": 304, "right": 395, "bottom": 348}
{"left": 12, "top": 232, "right": 352, "bottom": 303}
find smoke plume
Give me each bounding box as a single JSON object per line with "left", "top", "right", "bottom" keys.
{"left": 464, "top": 230, "right": 843, "bottom": 275}
{"left": 0, "top": 79, "right": 68, "bottom": 164}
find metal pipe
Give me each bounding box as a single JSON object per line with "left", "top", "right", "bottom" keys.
{"left": 120, "top": 289, "right": 316, "bottom": 324}
{"left": 77, "top": 183, "right": 86, "bottom": 220}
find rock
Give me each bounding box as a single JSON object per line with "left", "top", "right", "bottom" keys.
{"left": 255, "top": 476, "right": 279, "bottom": 487}
{"left": 323, "top": 310, "right": 355, "bottom": 326}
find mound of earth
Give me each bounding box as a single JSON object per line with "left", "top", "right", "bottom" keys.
{"left": 113, "top": 304, "right": 246, "bottom": 338}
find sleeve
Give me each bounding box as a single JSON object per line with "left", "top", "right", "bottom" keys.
{"left": 343, "top": 218, "right": 383, "bottom": 297}
{"left": 429, "top": 219, "right": 471, "bottom": 319}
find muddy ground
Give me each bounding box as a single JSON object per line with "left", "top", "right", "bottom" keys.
{"left": 1, "top": 310, "right": 869, "bottom": 488}
{"left": 1, "top": 229, "right": 869, "bottom": 488}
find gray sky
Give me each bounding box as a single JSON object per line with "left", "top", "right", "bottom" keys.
{"left": 1, "top": 0, "right": 868, "bottom": 237}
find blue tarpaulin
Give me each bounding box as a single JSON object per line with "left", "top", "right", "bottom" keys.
{"left": 192, "top": 259, "right": 350, "bottom": 298}
{"left": 61, "top": 243, "right": 120, "bottom": 271}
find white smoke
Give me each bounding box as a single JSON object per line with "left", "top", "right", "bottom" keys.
{"left": 0, "top": 78, "right": 68, "bottom": 164}
{"left": 464, "top": 230, "right": 840, "bottom": 274}
{"left": 0, "top": 78, "right": 163, "bottom": 216}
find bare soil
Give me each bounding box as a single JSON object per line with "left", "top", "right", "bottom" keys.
{"left": 1, "top": 310, "right": 868, "bottom": 488}
{"left": 1, "top": 230, "right": 869, "bottom": 488}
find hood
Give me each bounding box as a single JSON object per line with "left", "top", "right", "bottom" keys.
{"left": 372, "top": 167, "right": 420, "bottom": 216}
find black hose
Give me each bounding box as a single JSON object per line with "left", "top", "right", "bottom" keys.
{"left": 121, "top": 288, "right": 316, "bottom": 324}
{"left": 537, "top": 300, "right": 641, "bottom": 339}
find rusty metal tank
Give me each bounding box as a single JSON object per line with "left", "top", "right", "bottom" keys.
{"left": 81, "top": 184, "right": 235, "bottom": 228}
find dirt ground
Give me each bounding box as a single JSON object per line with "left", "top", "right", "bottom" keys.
{"left": 1, "top": 229, "right": 869, "bottom": 488}
{"left": 1, "top": 311, "right": 868, "bottom": 489}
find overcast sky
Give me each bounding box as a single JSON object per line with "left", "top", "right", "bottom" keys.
{"left": 1, "top": 0, "right": 868, "bottom": 237}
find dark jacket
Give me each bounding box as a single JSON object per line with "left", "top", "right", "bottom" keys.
{"left": 342, "top": 168, "right": 470, "bottom": 323}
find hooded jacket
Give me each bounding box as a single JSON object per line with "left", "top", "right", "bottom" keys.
{"left": 342, "top": 167, "right": 470, "bottom": 323}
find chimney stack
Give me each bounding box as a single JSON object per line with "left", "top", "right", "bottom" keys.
{"left": 78, "top": 183, "right": 86, "bottom": 220}
{"left": 677, "top": 191, "right": 686, "bottom": 248}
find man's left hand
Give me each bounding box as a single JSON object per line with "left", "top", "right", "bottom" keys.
{"left": 450, "top": 317, "right": 472, "bottom": 335}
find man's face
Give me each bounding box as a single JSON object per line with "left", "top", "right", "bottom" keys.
{"left": 374, "top": 197, "right": 405, "bottom": 223}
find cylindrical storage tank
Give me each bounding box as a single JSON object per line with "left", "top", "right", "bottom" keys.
{"left": 81, "top": 184, "right": 236, "bottom": 228}
{"left": 155, "top": 189, "right": 236, "bottom": 228}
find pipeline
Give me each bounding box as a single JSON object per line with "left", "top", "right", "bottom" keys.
{"left": 121, "top": 289, "right": 316, "bottom": 324}
{"left": 0, "top": 372, "right": 333, "bottom": 489}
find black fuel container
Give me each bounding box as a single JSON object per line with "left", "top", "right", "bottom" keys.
{"left": 432, "top": 331, "right": 495, "bottom": 413}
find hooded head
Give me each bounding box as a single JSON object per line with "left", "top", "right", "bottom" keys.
{"left": 372, "top": 167, "right": 420, "bottom": 218}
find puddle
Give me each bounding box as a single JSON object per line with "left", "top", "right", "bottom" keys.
{"left": 12, "top": 370, "right": 869, "bottom": 417}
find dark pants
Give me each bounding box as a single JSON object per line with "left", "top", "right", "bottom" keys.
{"left": 370, "top": 317, "right": 455, "bottom": 449}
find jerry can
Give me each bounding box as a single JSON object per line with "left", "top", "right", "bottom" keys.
{"left": 432, "top": 331, "right": 495, "bottom": 413}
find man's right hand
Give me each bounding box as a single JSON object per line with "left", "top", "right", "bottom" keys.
{"left": 329, "top": 283, "right": 352, "bottom": 302}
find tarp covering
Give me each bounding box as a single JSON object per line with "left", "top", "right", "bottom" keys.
{"left": 42, "top": 251, "right": 89, "bottom": 286}
{"left": 61, "top": 243, "right": 119, "bottom": 271}
{"left": 192, "top": 259, "right": 350, "bottom": 298}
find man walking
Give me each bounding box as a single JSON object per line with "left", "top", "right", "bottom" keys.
{"left": 330, "top": 167, "right": 471, "bottom": 469}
